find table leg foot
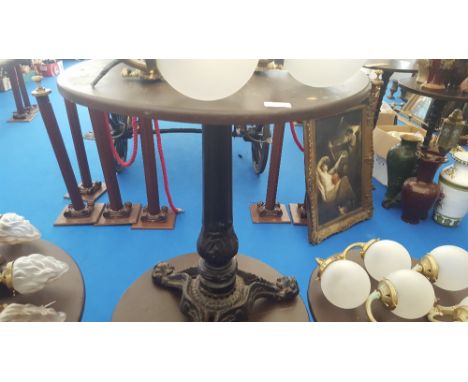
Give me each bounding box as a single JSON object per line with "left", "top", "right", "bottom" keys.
{"left": 95, "top": 202, "right": 141, "bottom": 226}
{"left": 64, "top": 182, "right": 107, "bottom": 203}
{"left": 289, "top": 203, "right": 308, "bottom": 225}
{"left": 249, "top": 202, "right": 291, "bottom": 224}
{"left": 8, "top": 108, "right": 37, "bottom": 123}
{"left": 54, "top": 202, "right": 105, "bottom": 226}
{"left": 132, "top": 206, "right": 176, "bottom": 230}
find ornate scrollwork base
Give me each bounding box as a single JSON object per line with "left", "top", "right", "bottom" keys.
{"left": 152, "top": 260, "right": 299, "bottom": 322}
{"left": 78, "top": 181, "right": 102, "bottom": 196}
{"left": 63, "top": 201, "right": 95, "bottom": 218}
{"left": 140, "top": 206, "right": 168, "bottom": 223}
{"left": 256, "top": 201, "right": 283, "bottom": 218}
{"left": 102, "top": 202, "right": 133, "bottom": 219}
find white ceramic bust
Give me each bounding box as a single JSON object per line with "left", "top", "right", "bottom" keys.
{"left": 12, "top": 254, "right": 69, "bottom": 294}
{"left": 0, "top": 213, "right": 41, "bottom": 245}
{"left": 0, "top": 303, "right": 66, "bottom": 322}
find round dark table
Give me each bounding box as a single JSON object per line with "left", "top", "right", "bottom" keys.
{"left": 0, "top": 239, "right": 85, "bottom": 321}
{"left": 308, "top": 250, "right": 467, "bottom": 322}
{"left": 56, "top": 59, "right": 372, "bottom": 321}
{"left": 399, "top": 77, "right": 468, "bottom": 150}
{"left": 363, "top": 60, "right": 418, "bottom": 127}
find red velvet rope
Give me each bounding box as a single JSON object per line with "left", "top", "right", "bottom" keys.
{"left": 153, "top": 119, "right": 179, "bottom": 214}
{"left": 290, "top": 121, "right": 304, "bottom": 152}
{"left": 103, "top": 113, "right": 139, "bottom": 168}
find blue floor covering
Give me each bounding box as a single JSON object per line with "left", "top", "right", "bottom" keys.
{"left": 0, "top": 60, "right": 466, "bottom": 321}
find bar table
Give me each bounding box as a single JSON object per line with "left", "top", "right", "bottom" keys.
{"left": 57, "top": 60, "right": 371, "bottom": 321}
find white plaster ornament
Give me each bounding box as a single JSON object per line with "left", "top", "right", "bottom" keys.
{"left": 0, "top": 213, "right": 41, "bottom": 245}
{"left": 0, "top": 303, "right": 66, "bottom": 322}
{"left": 10, "top": 254, "right": 69, "bottom": 294}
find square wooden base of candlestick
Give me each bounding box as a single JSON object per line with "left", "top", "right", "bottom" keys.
{"left": 54, "top": 203, "right": 105, "bottom": 226}
{"left": 289, "top": 203, "right": 307, "bottom": 226}
{"left": 95, "top": 203, "right": 141, "bottom": 226}
{"left": 7, "top": 108, "right": 38, "bottom": 123}
{"left": 132, "top": 209, "right": 177, "bottom": 230}
{"left": 64, "top": 183, "right": 107, "bottom": 203}
{"left": 249, "top": 204, "right": 291, "bottom": 224}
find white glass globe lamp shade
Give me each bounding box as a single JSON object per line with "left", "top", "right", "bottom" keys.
{"left": 366, "top": 269, "right": 435, "bottom": 321}
{"left": 425, "top": 245, "right": 468, "bottom": 291}
{"left": 156, "top": 59, "right": 259, "bottom": 101}
{"left": 363, "top": 240, "right": 412, "bottom": 281}
{"left": 386, "top": 270, "right": 435, "bottom": 319}
{"left": 284, "top": 59, "right": 367, "bottom": 88}
{"left": 320, "top": 259, "right": 371, "bottom": 309}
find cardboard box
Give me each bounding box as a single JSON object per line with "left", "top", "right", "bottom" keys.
{"left": 373, "top": 124, "right": 426, "bottom": 186}
{"left": 376, "top": 102, "right": 397, "bottom": 126}
{"left": 0, "top": 77, "right": 11, "bottom": 92}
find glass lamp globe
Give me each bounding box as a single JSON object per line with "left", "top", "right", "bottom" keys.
{"left": 363, "top": 240, "right": 412, "bottom": 281}
{"left": 284, "top": 59, "right": 366, "bottom": 87}
{"left": 321, "top": 259, "right": 371, "bottom": 309}
{"left": 156, "top": 59, "right": 259, "bottom": 101}
{"left": 428, "top": 245, "right": 468, "bottom": 291}
{"left": 386, "top": 270, "right": 436, "bottom": 320}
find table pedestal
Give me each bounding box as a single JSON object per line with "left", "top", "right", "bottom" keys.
{"left": 114, "top": 125, "right": 304, "bottom": 321}
{"left": 0, "top": 240, "right": 85, "bottom": 321}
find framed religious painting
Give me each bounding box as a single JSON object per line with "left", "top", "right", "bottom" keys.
{"left": 303, "top": 105, "right": 374, "bottom": 244}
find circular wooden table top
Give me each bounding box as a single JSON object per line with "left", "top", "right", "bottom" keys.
{"left": 399, "top": 77, "right": 468, "bottom": 102}
{"left": 57, "top": 59, "right": 371, "bottom": 125}
{"left": 0, "top": 240, "right": 85, "bottom": 322}
{"left": 363, "top": 59, "right": 418, "bottom": 73}
{"left": 308, "top": 250, "right": 467, "bottom": 322}
{"left": 113, "top": 253, "right": 309, "bottom": 322}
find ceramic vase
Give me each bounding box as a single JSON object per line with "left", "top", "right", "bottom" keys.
{"left": 382, "top": 135, "right": 420, "bottom": 209}
{"left": 401, "top": 150, "right": 447, "bottom": 224}
{"left": 434, "top": 151, "right": 468, "bottom": 227}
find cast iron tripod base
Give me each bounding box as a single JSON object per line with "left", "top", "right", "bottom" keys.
{"left": 112, "top": 253, "right": 309, "bottom": 322}
{"left": 152, "top": 259, "right": 299, "bottom": 321}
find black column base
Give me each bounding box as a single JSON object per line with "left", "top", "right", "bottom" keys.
{"left": 152, "top": 259, "right": 299, "bottom": 322}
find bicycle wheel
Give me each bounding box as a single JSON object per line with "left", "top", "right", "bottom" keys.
{"left": 250, "top": 124, "right": 271, "bottom": 175}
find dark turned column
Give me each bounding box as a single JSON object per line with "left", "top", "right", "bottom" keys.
{"left": 15, "top": 63, "right": 31, "bottom": 108}
{"left": 139, "top": 118, "right": 164, "bottom": 217}
{"left": 265, "top": 122, "right": 285, "bottom": 210}
{"left": 31, "top": 78, "right": 85, "bottom": 211}
{"left": 88, "top": 109, "right": 124, "bottom": 211}
{"left": 373, "top": 70, "right": 393, "bottom": 128}
{"left": 422, "top": 98, "right": 446, "bottom": 151}
{"left": 6, "top": 62, "right": 26, "bottom": 118}
{"left": 65, "top": 99, "right": 93, "bottom": 188}
{"left": 197, "top": 125, "right": 238, "bottom": 290}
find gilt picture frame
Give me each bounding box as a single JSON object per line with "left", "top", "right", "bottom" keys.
{"left": 303, "top": 104, "right": 374, "bottom": 244}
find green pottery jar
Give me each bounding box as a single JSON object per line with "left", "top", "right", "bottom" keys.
{"left": 382, "top": 134, "right": 420, "bottom": 209}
